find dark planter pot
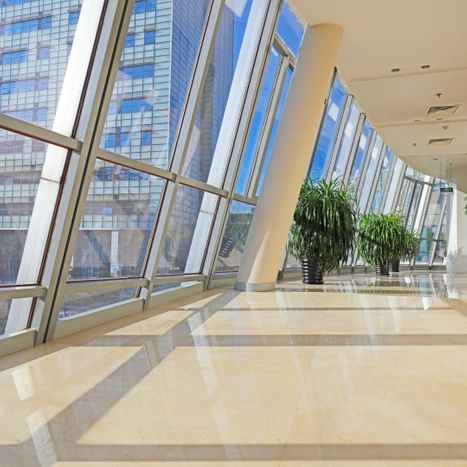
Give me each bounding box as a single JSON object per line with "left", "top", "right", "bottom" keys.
{"left": 391, "top": 259, "right": 400, "bottom": 273}
{"left": 301, "top": 259, "right": 324, "bottom": 284}
{"left": 375, "top": 262, "right": 390, "bottom": 276}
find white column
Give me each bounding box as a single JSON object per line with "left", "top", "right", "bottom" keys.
{"left": 446, "top": 188, "right": 467, "bottom": 273}
{"left": 236, "top": 23, "right": 344, "bottom": 291}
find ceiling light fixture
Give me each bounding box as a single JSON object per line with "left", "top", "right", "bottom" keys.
{"left": 391, "top": 68, "right": 400, "bottom": 73}
{"left": 421, "top": 64, "right": 431, "bottom": 69}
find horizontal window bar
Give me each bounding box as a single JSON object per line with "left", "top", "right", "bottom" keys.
{"left": 0, "top": 285, "right": 46, "bottom": 300}
{"left": 232, "top": 193, "right": 258, "bottom": 205}
{"left": 96, "top": 148, "right": 176, "bottom": 181}
{"left": 178, "top": 176, "right": 229, "bottom": 197}
{"left": 0, "top": 114, "right": 82, "bottom": 151}
{"left": 153, "top": 274, "right": 206, "bottom": 285}
{"left": 64, "top": 278, "right": 148, "bottom": 294}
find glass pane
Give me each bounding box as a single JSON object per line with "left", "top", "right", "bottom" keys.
{"left": 358, "top": 135, "right": 383, "bottom": 212}
{"left": 0, "top": 300, "right": 12, "bottom": 335}
{"left": 182, "top": 0, "right": 268, "bottom": 186}
{"left": 276, "top": 1, "right": 305, "bottom": 57}
{"left": 256, "top": 66, "right": 293, "bottom": 195}
{"left": 0, "top": 0, "right": 102, "bottom": 131}
{"left": 285, "top": 251, "right": 300, "bottom": 269}
{"left": 348, "top": 120, "right": 372, "bottom": 191}
{"left": 416, "top": 239, "right": 430, "bottom": 263}
{"left": 370, "top": 148, "right": 394, "bottom": 212}
{"left": 216, "top": 201, "right": 255, "bottom": 272}
{"left": 235, "top": 47, "right": 281, "bottom": 195}
{"left": 331, "top": 102, "right": 360, "bottom": 180}
{"left": 310, "top": 78, "right": 347, "bottom": 180}
{"left": 69, "top": 160, "right": 164, "bottom": 280}
{"left": 158, "top": 185, "right": 217, "bottom": 275}
{"left": 59, "top": 288, "right": 138, "bottom": 319}
{"left": 433, "top": 240, "right": 447, "bottom": 264}
{"left": 0, "top": 128, "right": 68, "bottom": 285}
{"left": 101, "top": 0, "right": 211, "bottom": 167}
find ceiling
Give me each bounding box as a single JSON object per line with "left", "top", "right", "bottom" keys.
{"left": 290, "top": 0, "right": 467, "bottom": 190}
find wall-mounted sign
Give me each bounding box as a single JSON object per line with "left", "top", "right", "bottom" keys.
{"left": 440, "top": 187, "right": 454, "bottom": 193}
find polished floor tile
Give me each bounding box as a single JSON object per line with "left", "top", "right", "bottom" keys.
{"left": 1, "top": 272, "right": 467, "bottom": 466}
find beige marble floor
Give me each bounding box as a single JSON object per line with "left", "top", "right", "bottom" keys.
{"left": 2, "top": 272, "right": 467, "bottom": 466}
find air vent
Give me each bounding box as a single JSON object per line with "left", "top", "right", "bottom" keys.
{"left": 427, "top": 105, "right": 460, "bottom": 116}
{"left": 427, "top": 137, "right": 455, "bottom": 146}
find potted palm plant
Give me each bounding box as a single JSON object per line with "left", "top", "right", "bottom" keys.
{"left": 358, "top": 212, "right": 405, "bottom": 276}
{"left": 288, "top": 178, "right": 357, "bottom": 284}
{"left": 391, "top": 228, "right": 421, "bottom": 272}
{"left": 403, "top": 230, "right": 421, "bottom": 265}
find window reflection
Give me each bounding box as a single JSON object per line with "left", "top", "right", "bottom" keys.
{"left": 69, "top": 160, "right": 164, "bottom": 281}
{"left": 215, "top": 201, "right": 255, "bottom": 272}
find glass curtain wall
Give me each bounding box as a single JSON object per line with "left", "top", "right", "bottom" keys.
{"left": 0, "top": 0, "right": 298, "bottom": 341}
{"left": 282, "top": 75, "right": 450, "bottom": 272}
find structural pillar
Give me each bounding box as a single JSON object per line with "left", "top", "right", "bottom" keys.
{"left": 236, "top": 23, "right": 343, "bottom": 291}
{"left": 446, "top": 188, "right": 467, "bottom": 273}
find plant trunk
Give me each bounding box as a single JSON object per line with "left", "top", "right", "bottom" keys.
{"left": 376, "top": 261, "right": 390, "bottom": 276}
{"left": 301, "top": 259, "right": 324, "bottom": 284}
{"left": 391, "top": 259, "right": 400, "bottom": 273}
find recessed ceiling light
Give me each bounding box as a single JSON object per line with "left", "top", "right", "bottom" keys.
{"left": 421, "top": 64, "right": 431, "bottom": 69}
{"left": 391, "top": 68, "right": 400, "bottom": 72}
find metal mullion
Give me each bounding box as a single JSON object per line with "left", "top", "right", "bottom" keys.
{"left": 64, "top": 278, "right": 148, "bottom": 295}
{"left": 355, "top": 130, "right": 376, "bottom": 201}
{"left": 429, "top": 194, "right": 448, "bottom": 265}
{"left": 343, "top": 113, "right": 365, "bottom": 184}
{"left": 140, "top": 0, "right": 225, "bottom": 305}
{"left": 405, "top": 181, "right": 419, "bottom": 229}
{"left": 378, "top": 152, "right": 397, "bottom": 214}
{"left": 37, "top": 0, "right": 135, "bottom": 343}
{"left": 96, "top": 148, "right": 176, "bottom": 181}
{"left": 0, "top": 286, "right": 46, "bottom": 301}
{"left": 363, "top": 143, "right": 387, "bottom": 214}
{"left": 203, "top": 0, "right": 283, "bottom": 289}
{"left": 390, "top": 161, "right": 407, "bottom": 212}
{"left": 247, "top": 55, "right": 289, "bottom": 198}
{"left": 415, "top": 183, "right": 432, "bottom": 236}
{"left": 273, "top": 34, "right": 296, "bottom": 69}
{"left": 0, "top": 114, "right": 82, "bottom": 151}
{"left": 325, "top": 95, "right": 353, "bottom": 182}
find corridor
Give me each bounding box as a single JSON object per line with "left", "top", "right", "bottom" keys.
{"left": 1, "top": 272, "right": 467, "bottom": 466}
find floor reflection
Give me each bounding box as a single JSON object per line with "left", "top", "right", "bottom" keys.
{"left": 1, "top": 272, "right": 467, "bottom": 465}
